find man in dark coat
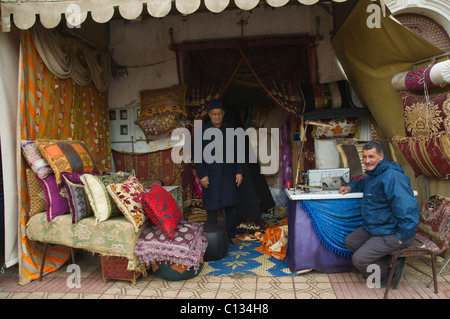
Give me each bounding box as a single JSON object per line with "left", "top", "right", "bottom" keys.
{"left": 194, "top": 99, "right": 244, "bottom": 245}
{"left": 339, "top": 141, "right": 419, "bottom": 288}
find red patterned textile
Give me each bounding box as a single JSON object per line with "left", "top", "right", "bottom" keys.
{"left": 392, "top": 132, "right": 450, "bottom": 178}
{"left": 111, "top": 148, "right": 182, "bottom": 186}
{"left": 140, "top": 184, "right": 183, "bottom": 239}
{"left": 404, "top": 66, "right": 437, "bottom": 91}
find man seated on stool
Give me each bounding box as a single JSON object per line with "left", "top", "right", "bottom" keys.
{"left": 339, "top": 141, "right": 419, "bottom": 288}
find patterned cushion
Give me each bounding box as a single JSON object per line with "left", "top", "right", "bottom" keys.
{"left": 139, "top": 84, "right": 187, "bottom": 118}
{"left": 140, "top": 183, "right": 182, "bottom": 239}
{"left": 335, "top": 139, "right": 397, "bottom": 180}
{"left": 106, "top": 175, "right": 148, "bottom": 232}
{"left": 134, "top": 220, "right": 207, "bottom": 271}
{"left": 80, "top": 172, "right": 127, "bottom": 223}
{"left": 312, "top": 118, "right": 358, "bottom": 139}
{"left": 26, "top": 169, "right": 47, "bottom": 217}
{"left": 35, "top": 139, "right": 99, "bottom": 184}
{"left": 392, "top": 132, "right": 450, "bottom": 179}
{"left": 61, "top": 172, "right": 99, "bottom": 224}
{"left": 21, "top": 140, "right": 53, "bottom": 179}
{"left": 39, "top": 174, "right": 70, "bottom": 222}
{"left": 135, "top": 112, "right": 184, "bottom": 141}
{"left": 417, "top": 195, "right": 450, "bottom": 249}
{"left": 401, "top": 91, "right": 450, "bottom": 137}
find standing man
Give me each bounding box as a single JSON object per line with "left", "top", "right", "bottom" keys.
{"left": 195, "top": 99, "right": 244, "bottom": 245}
{"left": 339, "top": 141, "right": 419, "bottom": 288}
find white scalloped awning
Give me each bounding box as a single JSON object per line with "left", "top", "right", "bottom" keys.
{"left": 1, "top": 0, "right": 349, "bottom": 32}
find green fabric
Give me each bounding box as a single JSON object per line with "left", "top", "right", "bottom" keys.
{"left": 331, "top": 0, "right": 448, "bottom": 205}
{"left": 26, "top": 213, "right": 148, "bottom": 273}
{"left": 332, "top": 0, "right": 445, "bottom": 139}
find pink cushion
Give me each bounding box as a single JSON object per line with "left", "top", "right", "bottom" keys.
{"left": 140, "top": 184, "right": 182, "bottom": 239}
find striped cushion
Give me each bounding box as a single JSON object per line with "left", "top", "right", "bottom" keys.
{"left": 35, "top": 139, "right": 99, "bottom": 184}
{"left": 393, "top": 132, "right": 450, "bottom": 179}
{"left": 21, "top": 140, "right": 53, "bottom": 179}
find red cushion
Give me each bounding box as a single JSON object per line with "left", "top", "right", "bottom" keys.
{"left": 140, "top": 184, "right": 182, "bottom": 239}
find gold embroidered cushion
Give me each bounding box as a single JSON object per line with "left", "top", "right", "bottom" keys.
{"left": 106, "top": 175, "right": 148, "bottom": 232}
{"left": 401, "top": 91, "right": 450, "bottom": 137}
{"left": 139, "top": 84, "right": 187, "bottom": 118}
{"left": 35, "top": 139, "right": 99, "bottom": 184}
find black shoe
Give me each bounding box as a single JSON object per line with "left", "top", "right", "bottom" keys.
{"left": 393, "top": 257, "right": 406, "bottom": 288}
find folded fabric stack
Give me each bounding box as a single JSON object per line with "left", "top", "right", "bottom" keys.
{"left": 134, "top": 220, "right": 207, "bottom": 273}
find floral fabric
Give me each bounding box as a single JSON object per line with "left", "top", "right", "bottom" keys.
{"left": 18, "top": 29, "right": 111, "bottom": 284}
{"left": 256, "top": 218, "right": 289, "bottom": 260}
{"left": 107, "top": 175, "right": 148, "bottom": 232}
{"left": 26, "top": 212, "right": 147, "bottom": 275}
{"left": 312, "top": 118, "right": 358, "bottom": 139}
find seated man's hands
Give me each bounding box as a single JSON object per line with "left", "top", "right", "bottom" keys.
{"left": 339, "top": 186, "right": 351, "bottom": 194}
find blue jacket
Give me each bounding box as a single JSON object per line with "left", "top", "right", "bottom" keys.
{"left": 347, "top": 159, "right": 419, "bottom": 242}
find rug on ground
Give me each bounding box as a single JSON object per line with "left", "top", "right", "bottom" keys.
{"left": 198, "top": 241, "right": 311, "bottom": 277}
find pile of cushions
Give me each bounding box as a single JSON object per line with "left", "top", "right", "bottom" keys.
{"left": 134, "top": 220, "right": 207, "bottom": 274}
{"left": 135, "top": 84, "right": 187, "bottom": 142}
{"left": 21, "top": 139, "right": 184, "bottom": 237}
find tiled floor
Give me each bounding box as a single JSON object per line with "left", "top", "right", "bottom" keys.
{"left": 1, "top": 249, "right": 449, "bottom": 300}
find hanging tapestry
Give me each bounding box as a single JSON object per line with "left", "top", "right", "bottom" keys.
{"left": 401, "top": 91, "right": 450, "bottom": 137}
{"left": 392, "top": 131, "right": 450, "bottom": 179}
{"left": 17, "top": 29, "right": 111, "bottom": 285}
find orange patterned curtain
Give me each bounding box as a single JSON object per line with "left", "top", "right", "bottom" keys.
{"left": 17, "top": 29, "right": 111, "bottom": 284}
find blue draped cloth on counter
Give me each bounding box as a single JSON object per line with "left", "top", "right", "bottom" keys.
{"left": 300, "top": 198, "right": 363, "bottom": 257}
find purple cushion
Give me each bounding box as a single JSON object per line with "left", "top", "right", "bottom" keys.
{"left": 61, "top": 172, "right": 101, "bottom": 223}
{"left": 39, "top": 174, "right": 70, "bottom": 222}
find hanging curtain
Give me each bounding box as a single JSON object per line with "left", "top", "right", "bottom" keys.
{"left": 30, "top": 24, "right": 110, "bottom": 93}
{"left": 174, "top": 41, "right": 244, "bottom": 128}
{"left": 239, "top": 36, "right": 317, "bottom": 116}
{"left": 17, "top": 29, "right": 112, "bottom": 285}
{"left": 174, "top": 36, "right": 317, "bottom": 124}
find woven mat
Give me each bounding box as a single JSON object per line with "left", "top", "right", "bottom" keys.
{"left": 198, "top": 241, "right": 311, "bottom": 277}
